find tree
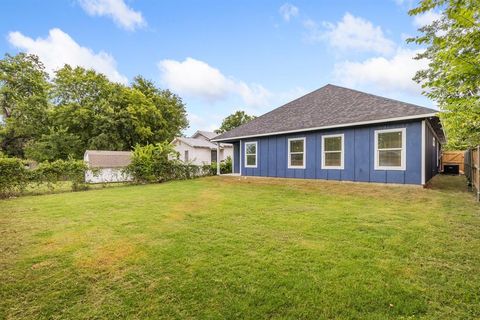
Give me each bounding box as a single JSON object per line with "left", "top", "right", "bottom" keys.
{"left": 408, "top": 0, "right": 480, "bottom": 149}
{"left": 51, "top": 67, "right": 189, "bottom": 154}
{"left": 51, "top": 65, "right": 115, "bottom": 153}
{"left": 0, "top": 53, "right": 50, "bottom": 157}
{"left": 24, "top": 127, "right": 81, "bottom": 162}
{"left": 131, "top": 76, "right": 188, "bottom": 142}
{"left": 215, "top": 110, "right": 256, "bottom": 134}
{"left": 0, "top": 54, "right": 190, "bottom": 161}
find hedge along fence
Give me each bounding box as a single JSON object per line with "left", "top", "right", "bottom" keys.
{"left": 0, "top": 157, "right": 89, "bottom": 198}
{"left": 0, "top": 144, "right": 218, "bottom": 198}
{"left": 0, "top": 157, "right": 30, "bottom": 197}
{"left": 125, "top": 143, "right": 213, "bottom": 183}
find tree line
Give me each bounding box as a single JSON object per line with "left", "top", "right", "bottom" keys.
{"left": 0, "top": 53, "right": 189, "bottom": 161}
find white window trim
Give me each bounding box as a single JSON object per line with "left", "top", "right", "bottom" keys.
{"left": 374, "top": 128, "right": 406, "bottom": 171}
{"left": 321, "top": 134, "right": 344, "bottom": 170}
{"left": 288, "top": 137, "right": 306, "bottom": 169}
{"left": 244, "top": 141, "right": 257, "bottom": 168}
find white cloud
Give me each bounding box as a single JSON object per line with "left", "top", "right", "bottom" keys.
{"left": 158, "top": 57, "right": 271, "bottom": 108}
{"left": 78, "top": 0, "right": 145, "bottom": 31}
{"left": 188, "top": 113, "right": 219, "bottom": 133}
{"left": 305, "top": 12, "right": 396, "bottom": 55}
{"left": 8, "top": 28, "right": 128, "bottom": 84}
{"left": 413, "top": 11, "right": 441, "bottom": 28}
{"left": 333, "top": 48, "right": 427, "bottom": 95}
{"left": 279, "top": 3, "right": 299, "bottom": 22}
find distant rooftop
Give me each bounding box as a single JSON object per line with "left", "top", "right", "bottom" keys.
{"left": 84, "top": 150, "right": 132, "bottom": 168}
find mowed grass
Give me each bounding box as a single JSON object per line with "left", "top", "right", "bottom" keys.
{"left": 0, "top": 175, "right": 479, "bottom": 319}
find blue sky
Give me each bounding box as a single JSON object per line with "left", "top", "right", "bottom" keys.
{"left": 0, "top": 0, "right": 440, "bottom": 135}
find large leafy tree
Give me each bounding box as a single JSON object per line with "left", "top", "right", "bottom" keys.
{"left": 0, "top": 54, "right": 189, "bottom": 160}
{"left": 215, "top": 110, "right": 256, "bottom": 134}
{"left": 408, "top": 0, "right": 480, "bottom": 149}
{"left": 0, "top": 53, "right": 50, "bottom": 157}
{"left": 24, "top": 127, "right": 81, "bottom": 162}
{"left": 51, "top": 66, "right": 189, "bottom": 155}
{"left": 131, "top": 76, "right": 188, "bottom": 141}
{"left": 51, "top": 65, "right": 115, "bottom": 153}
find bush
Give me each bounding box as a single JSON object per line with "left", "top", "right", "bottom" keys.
{"left": 0, "top": 157, "right": 29, "bottom": 198}
{"left": 32, "top": 159, "right": 89, "bottom": 191}
{"left": 126, "top": 143, "right": 209, "bottom": 183}
{"left": 210, "top": 156, "right": 233, "bottom": 175}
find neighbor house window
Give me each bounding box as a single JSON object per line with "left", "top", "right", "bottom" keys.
{"left": 288, "top": 137, "right": 306, "bottom": 169}
{"left": 321, "top": 134, "right": 344, "bottom": 169}
{"left": 184, "top": 150, "right": 189, "bottom": 162}
{"left": 245, "top": 141, "right": 257, "bottom": 168}
{"left": 374, "top": 128, "right": 406, "bottom": 170}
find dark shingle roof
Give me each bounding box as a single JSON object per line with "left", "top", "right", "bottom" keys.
{"left": 213, "top": 84, "right": 438, "bottom": 141}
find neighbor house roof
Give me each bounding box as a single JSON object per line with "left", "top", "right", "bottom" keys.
{"left": 192, "top": 130, "right": 218, "bottom": 140}
{"left": 212, "top": 84, "right": 440, "bottom": 142}
{"left": 84, "top": 150, "right": 132, "bottom": 168}
{"left": 174, "top": 137, "right": 218, "bottom": 149}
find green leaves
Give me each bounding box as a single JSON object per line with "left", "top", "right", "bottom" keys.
{"left": 126, "top": 142, "right": 206, "bottom": 183}
{"left": 0, "top": 53, "right": 50, "bottom": 157}
{"left": 0, "top": 54, "right": 189, "bottom": 160}
{"left": 215, "top": 110, "right": 256, "bottom": 134}
{"left": 409, "top": 0, "right": 480, "bottom": 149}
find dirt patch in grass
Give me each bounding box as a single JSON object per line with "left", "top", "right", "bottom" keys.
{"left": 75, "top": 241, "right": 142, "bottom": 272}
{"left": 164, "top": 189, "right": 223, "bottom": 225}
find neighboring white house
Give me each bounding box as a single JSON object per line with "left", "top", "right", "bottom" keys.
{"left": 171, "top": 130, "right": 233, "bottom": 166}
{"left": 84, "top": 150, "right": 133, "bottom": 183}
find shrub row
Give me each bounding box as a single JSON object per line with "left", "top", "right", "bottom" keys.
{"left": 125, "top": 143, "right": 212, "bottom": 183}
{"left": 1, "top": 143, "right": 228, "bottom": 198}
{"left": 0, "top": 157, "right": 88, "bottom": 198}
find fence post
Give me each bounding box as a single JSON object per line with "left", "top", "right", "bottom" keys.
{"left": 477, "top": 146, "right": 480, "bottom": 201}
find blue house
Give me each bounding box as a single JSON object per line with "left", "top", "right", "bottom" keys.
{"left": 212, "top": 85, "right": 445, "bottom": 185}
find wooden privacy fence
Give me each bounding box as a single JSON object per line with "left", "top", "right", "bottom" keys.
{"left": 465, "top": 146, "right": 480, "bottom": 201}
{"left": 441, "top": 151, "right": 464, "bottom": 174}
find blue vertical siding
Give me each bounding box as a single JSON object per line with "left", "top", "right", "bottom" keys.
{"left": 234, "top": 120, "right": 425, "bottom": 184}
{"left": 233, "top": 142, "right": 240, "bottom": 174}
{"left": 424, "top": 120, "right": 439, "bottom": 183}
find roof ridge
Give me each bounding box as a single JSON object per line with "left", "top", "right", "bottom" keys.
{"left": 326, "top": 83, "right": 437, "bottom": 112}
{"left": 213, "top": 84, "right": 441, "bottom": 141}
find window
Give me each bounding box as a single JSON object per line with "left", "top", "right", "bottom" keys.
{"left": 433, "top": 137, "right": 436, "bottom": 147}
{"left": 374, "top": 128, "right": 406, "bottom": 170}
{"left": 184, "top": 150, "right": 189, "bottom": 162}
{"left": 321, "top": 134, "right": 344, "bottom": 169}
{"left": 245, "top": 141, "right": 257, "bottom": 168}
{"left": 288, "top": 138, "right": 306, "bottom": 169}
{"left": 211, "top": 150, "right": 218, "bottom": 163}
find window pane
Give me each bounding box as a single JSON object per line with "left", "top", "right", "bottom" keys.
{"left": 379, "top": 150, "right": 401, "bottom": 167}
{"left": 246, "top": 154, "right": 256, "bottom": 166}
{"left": 324, "top": 137, "right": 341, "bottom": 151}
{"left": 290, "top": 153, "right": 304, "bottom": 166}
{"left": 325, "top": 152, "right": 341, "bottom": 166}
{"left": 290, "top": 139, "right": 304, "bottom": 153}
{"left": 378, "top": 131, "right": 402, "bottom": 149}
{"left": 246, "top": 143, "right": 256, "bottom": 154}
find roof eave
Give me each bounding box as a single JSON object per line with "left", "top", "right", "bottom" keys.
{"left": 211, "top": 113, "right": 438, "bottom": 142}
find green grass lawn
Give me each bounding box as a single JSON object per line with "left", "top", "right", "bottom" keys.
{"left": 1, "top": 175, "right": 479, "bottom": 319}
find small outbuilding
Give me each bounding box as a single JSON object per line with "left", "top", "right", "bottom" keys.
{"left": 84, "top": 150, "right": 132, "bottom": 183}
